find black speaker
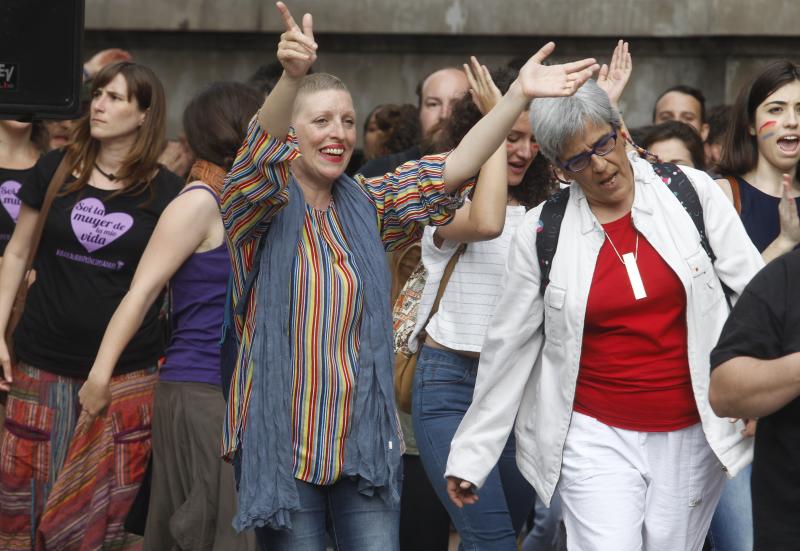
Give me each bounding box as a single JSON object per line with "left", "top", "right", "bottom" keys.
{"left": 0, "top": 0, "right": 84, "bottom": 120}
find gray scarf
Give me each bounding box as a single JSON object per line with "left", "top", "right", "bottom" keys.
{"left": 233, "top": 175, "right": 401, "bottom": 531}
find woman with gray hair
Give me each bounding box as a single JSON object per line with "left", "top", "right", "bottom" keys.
{"left": 444, "top": 79, "right": 764, "bottom": 550}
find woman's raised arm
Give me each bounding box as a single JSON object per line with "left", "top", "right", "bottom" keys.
{"left": 442, "top": 42, "right": 598, "bottom": 191}
{"left": 256, "top": 2, "right": 317, "bottom": 138}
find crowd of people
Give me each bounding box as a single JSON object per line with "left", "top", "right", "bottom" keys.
{"left": 0, "top": 3, "right": 799, "bottom": 550}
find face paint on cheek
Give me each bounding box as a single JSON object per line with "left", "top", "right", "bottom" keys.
{"left": 758, "top": 120, "right": 778, "bottom": 140}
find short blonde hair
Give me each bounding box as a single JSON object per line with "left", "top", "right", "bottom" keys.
{"left": 292, "top": 73, "right": 351, "bottom": 118}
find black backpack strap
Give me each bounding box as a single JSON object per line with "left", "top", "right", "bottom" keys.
{"left": 536, "top": 187, "right": 571, "bottom": 297}
{"left": 651, "top": 162, "right": 716, "bottom": 263}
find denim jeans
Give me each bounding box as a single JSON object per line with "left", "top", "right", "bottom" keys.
{"left": 522, "top": 493, "right": 564, "bottom": 551}
{"left": 708, "top": 464, "right": 753, "bottom": 551}
{"left": 412, "top": 345, "right": 535, "bottom": 551}
{"left": 255, "top": 477, "right": 400, "bottom": 551}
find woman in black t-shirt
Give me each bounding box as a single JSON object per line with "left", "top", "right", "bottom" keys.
{"left": 0, "top": 120, "right": 48, "bottom": 257}
{"left": 0, "top": 118, "right": 47, "bottom": 461}
{"left": 0, "top": 62, "right": 181, "bottom": 550}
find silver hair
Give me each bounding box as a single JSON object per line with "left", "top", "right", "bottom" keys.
{"left": 529, "top": 79, "right": 622, "bottom": 164}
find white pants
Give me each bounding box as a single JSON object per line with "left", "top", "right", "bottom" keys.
{"left": 557, "top": 412, "right": 726, "bottom": 551}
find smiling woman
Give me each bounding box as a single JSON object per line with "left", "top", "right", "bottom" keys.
{"left": 219, "top": 2, "right": 599, "bottom": 549}
{"left": 289, "top": 75, "right": 356, "bottom": 200}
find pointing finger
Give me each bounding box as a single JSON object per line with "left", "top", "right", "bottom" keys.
{"left": 276, "top": 1, "right": 299, "bottom": 31}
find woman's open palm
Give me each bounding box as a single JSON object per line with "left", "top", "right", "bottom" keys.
{"left": 517, "top": 42, "right": 598, "bottom": 99}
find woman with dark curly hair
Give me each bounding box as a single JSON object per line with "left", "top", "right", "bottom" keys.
{"left": 363, "top": 104, "right": 421, "bottom": 161}
{"left": 409, "top": 61, "right": 557, "bottom": 549}
{"left": 433, "top": 67, "right": 556, "bottom": 209}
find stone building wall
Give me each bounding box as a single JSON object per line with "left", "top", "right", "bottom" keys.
{"left": 84, "top": 0, "right": 800, "bottom": 139}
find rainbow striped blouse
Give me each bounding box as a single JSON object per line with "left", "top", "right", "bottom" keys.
{"left": 291, "top": 203, "right": 363, "bottom": 483}
{"left": 220, "top": 116, "right": 457, "bottom": 476}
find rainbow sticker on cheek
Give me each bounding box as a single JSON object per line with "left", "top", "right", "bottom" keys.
{"left": 758, "top": 120, "right": 777, "bottom": 140}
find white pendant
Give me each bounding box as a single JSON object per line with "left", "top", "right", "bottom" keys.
{"left": 622, "top": 252, "right": 647, "bottom": 300}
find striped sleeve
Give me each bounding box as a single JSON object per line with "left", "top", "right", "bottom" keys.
{"left": 357, "top": 154, "right": 463, "bottom": 252}
{"left": 221, "top": 115, "right": 300, "bottom": 249}
{"left": 220, "top": 116, "right": 299, "bottom": 459}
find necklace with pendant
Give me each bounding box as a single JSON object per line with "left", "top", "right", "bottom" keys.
{"left": 94, "top": 162, "right": 117, "bottom": 181}
{"left": 604, "top": 230, "right": 647, "bottom": 300}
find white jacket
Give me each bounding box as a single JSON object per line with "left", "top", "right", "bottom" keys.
{"left": 445, "top": 156, "right": 765, "bottom": 506}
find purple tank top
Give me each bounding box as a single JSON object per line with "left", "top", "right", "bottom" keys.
{"left": 159, "top": 187, "right": 230, "bottom": 386}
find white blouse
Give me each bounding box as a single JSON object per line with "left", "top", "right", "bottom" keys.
{"left": 409, "top": 204, "right": 527, "bottom": 353}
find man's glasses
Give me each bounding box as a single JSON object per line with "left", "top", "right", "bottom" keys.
{"left": 558, "top": 129, "right": 618, "bottom": 173}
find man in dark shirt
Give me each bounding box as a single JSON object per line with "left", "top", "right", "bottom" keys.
{"left": 358, "top": 66, "right": 468, "bottom": 178}
{"left": 710, "top": 250, "right": 800, "bottom": 550}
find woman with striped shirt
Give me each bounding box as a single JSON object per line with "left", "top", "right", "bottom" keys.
{"left": 221, "top": 3, "right": 598, "bottom": 549}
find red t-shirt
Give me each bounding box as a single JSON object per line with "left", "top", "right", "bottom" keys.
{"left": 574, "top": 212, "right": 700, "bottom": 432}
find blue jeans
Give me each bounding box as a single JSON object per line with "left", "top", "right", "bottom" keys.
{"left": 255, "top": 477, "right": 400, "bottom": 551}
{"left": 522, "top": 493, "right": 564, "bottom": 551}
{"left": 708, "top": 464, "right": 753, "bottom": 551}
{"left": 412, "top": 345, "right": 535, "bottom": 551}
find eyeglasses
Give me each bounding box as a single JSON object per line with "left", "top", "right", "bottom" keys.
{"left": 558, "top": 129, "right": 618, "bottom": 173}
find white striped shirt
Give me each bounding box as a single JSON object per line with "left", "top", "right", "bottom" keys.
{"left": 410, "top": 205, "right": 526, "bottom": 353}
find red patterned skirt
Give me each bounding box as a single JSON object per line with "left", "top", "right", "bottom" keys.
{"left": 0, "top": 362, "right": 156, "bottom": 551}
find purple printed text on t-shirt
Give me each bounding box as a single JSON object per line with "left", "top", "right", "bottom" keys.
{"left": 55, "top": 249, "right": 126, "bottom": 271}
{"left": 70, "top": 197, "right": 133, "bottom": 253}
{"left": 0, "top": 180, "right": 22, "bottom": 223}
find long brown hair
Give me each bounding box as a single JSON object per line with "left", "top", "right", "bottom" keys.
{"left": 183, "top": 81, "right": 263, "bottom": 172}
{"left": 718, "top": 60, "right": 800, "bottom": 177}
{"left": 63, "top": 61, "right": 167, "bottom": 199}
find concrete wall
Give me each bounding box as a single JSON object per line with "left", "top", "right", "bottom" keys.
{"left": 87, "top": 0, "right": 800, "bottom": 36}
{"left": 83, "top": 1, "right": 800, "bottom": 140}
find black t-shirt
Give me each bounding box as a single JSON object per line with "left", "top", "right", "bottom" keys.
{"left": 710, "top": 251, "right": 800, "bottom": 550}
{"left": 0, "top": 165, "right": 35, "bottom": 255}
{"left": 14, "top": 149, "right": 182, "bottom": 378}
